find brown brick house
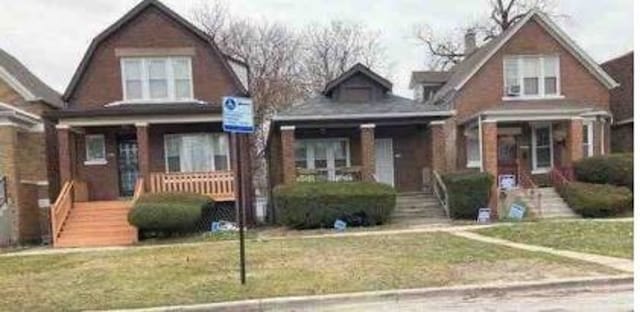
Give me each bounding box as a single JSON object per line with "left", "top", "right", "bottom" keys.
{"left": 268, "top": 9, "right": 619, "bottom": 221}
{"left": 0, "top": 48, "right": 63, "bottom": 245}
{"left": 46, "top": 0, "right": 252, "bottom": 247}
{"left": 601, "top": 51, "right": 633, "bottom": 153}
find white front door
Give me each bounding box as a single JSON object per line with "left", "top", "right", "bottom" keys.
{"left": 375, "top": 138, "right": 395, "bottom": 187}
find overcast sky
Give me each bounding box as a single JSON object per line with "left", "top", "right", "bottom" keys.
{"left": 0, "top": 0, "right": 633, "bottom": 98}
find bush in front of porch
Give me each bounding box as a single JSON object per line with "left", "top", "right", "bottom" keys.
{"left": 573, "top": 153, "right": 633, "bottom": 190}
{"left": 273, "top": 182, "right": 396, "bottom": 229}
{"left": 442, "top": 171, "right": 494, "bottom": 220}
{"left": 557, "top": 182, "right": 633, "bottom": 218}
{"left": 128, "top": 193, "right": 214, "bottom": 237}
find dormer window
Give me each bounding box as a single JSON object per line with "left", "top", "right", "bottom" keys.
{"left": 121, "top": 56, "right": 193, "bottom": 101}
{"left": 503, "top": 55, "right": 560, "bottom": 99}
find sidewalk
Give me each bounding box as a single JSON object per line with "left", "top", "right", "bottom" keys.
{"left": 451, "top": 231, "right": 634, "bottom": 273}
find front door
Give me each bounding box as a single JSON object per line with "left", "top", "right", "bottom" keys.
{"left": 117, "top": 139, "right": 139, "bottom": 197}
{"left": 374, "top": 138, "right": 395, "bottom": 187}
{"left": 498, "top": 135, "right": 518, "bottom": 180}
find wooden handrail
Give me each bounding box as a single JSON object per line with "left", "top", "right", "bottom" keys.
{"left": 550, "top": 167, "right": 571, "bottom": 188}
{"left": 50, "top": 180, "right": 75, "bottom": 245}
{"left": 132, "top": 178, "right": 144, "bottom": 203}
{"left": 432, "top": 170, "right": 450, "bottom": 218}
{"left": 149, "top": 171, "right": 235, "bottom": 201}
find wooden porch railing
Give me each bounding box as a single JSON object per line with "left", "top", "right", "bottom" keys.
{"left": 132, "top": 178, "right": 145, "bottom": 203}
{"left": 432, "top": 170, "right": 450, "bottom": 218}
{"left": 296, "top": 166, "right": 363, "bottom": 183}
{"left": 149, "top": 171, "right": 235, "bottom": 201}
{"left": 50, "top": 180, "right": 76, "bottom": 245}
{"left": 550, "top": 167, "right": 572, "bottom": 188}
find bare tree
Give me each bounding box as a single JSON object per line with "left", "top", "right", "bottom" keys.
{"left": 415, "top": 0, "right": 560, "bottom": 69}
{"left": 303, "top": 20, "right": 388, "bottom": 92}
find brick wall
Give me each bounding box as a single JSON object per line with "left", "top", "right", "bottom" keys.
{"left": 66, "top": 6, "right": 241, "bottom": 109}
{"left": 612, "top": 124, "right": 633, "bottom": 153}
{"left": 601, "top": 52, "right": 633, "bottom": 122}
{"left": 454, "top": 19, "right": 610, "bottom": 121}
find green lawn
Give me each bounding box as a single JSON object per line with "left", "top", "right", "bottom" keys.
{"left": 0, "top": 232, "right": 619, "bottom": 311}
{"left": 475, "top": 220, "right": 633, "bottom": 259}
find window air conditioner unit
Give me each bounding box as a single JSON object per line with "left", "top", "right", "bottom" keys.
{"left": 506, "top": 85, "right": 520, "bottom": 96}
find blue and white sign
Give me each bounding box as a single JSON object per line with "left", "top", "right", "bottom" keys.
{"left": 222, "top": 96, "right": 254, "bottom": 133}
{"left": 499, "top": 174, "right": 517, "bottom": 190}
{"left": 508, "top": 204, "right": 526, "bottom": 220}
{"left": 477, "top": 208, "right": 491, "bottom": 224}
{"left": 334, "top": 219, "right": 347, "bottom": 231}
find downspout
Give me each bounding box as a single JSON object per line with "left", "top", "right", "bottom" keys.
{"left": 600, "top": 117, "right": 605, "bottom": 155}
{"left": 478, "top": 115, "right": 484, "bottom": 172}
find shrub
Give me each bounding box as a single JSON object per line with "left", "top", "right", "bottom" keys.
{"left": 128, "top": 193, "right": 214, "bottom": 235}
{"left": 273, "top": 182, "right": 396, "bottom": 229}
{"left": 574, "top": 153, "right": 633, "bottom": 190}
{"left": 443, "top": 171, "right": 493, "bottom": 220}
{"left": 557, "top": 182, "right": 633, "bottom": 218}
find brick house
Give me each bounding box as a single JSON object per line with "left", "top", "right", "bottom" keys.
{"left": 601, "top": 51, "right": 633, "bottom": 153}
{"left": 46, "top": 0, "right": 252, "bottom": 247}
{"left": 0, "top": 48, "right": 63, "bottom": 245}
{"left": 268, "top": 9, "right": 618, "bottom": 219}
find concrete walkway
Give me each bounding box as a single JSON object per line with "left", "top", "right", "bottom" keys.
{"left": 451, "top": 231, "right": 634, "bottom": 273}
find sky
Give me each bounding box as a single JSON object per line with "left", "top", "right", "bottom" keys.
{"left": 0, "top": 0, "right": 633, "bottom": 98}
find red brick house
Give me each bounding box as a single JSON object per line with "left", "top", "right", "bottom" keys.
{"left": 601, "top": 51, "right": 633, "bottom": 153}
{"left": 47, "top": 0, "right": 252, "bottom": 247}
{"left": 269, "top": 9, "right": 618, "bottom": 219}
{"left": 0, "top": 48, "right": 63, "bottom": 245}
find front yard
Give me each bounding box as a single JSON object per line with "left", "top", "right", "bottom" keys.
{"left": 0, "top": 231, "right": 620, "bottom": 311}
{"left": 475, "top": 220, "right": 633, "bottom": 259}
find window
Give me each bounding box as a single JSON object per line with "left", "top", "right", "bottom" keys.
{"left": 465, "top": 126, "right": 480, "bottom": 168}
{"left": 583, "top": 121, "right": 594, "bottom": 157}
{"left": 503, "top": 55, "right": 560, "bottom": 98}
{"left": 121, "top": 57, "right": 193, "bottom": 101}
{"left": 532, "top": 125, "right": 553, "bottom": 172}
{"left": 164, "top": 133, "right": 229, "bottom": 173}
{"left": 85, "top": 134, "right": 106, "bottom": 164}
{"left": 295, "top": 139, "right": 350, "bottom": 181}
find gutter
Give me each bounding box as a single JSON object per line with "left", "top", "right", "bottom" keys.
{"left": 273, "top": 110, "right": 456, "bottom": 122}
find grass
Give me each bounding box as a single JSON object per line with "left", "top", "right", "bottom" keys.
{"left": 0, "top": 232, "right": 619, "bottom": 311}
{"left": 475, "top": 220, "right": 633, "bottom": 259}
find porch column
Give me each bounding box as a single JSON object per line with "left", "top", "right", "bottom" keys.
{"left": 429, "top": 121, "right": 446, "bottom": 173}
{"left": 280, "top": 126, "right": 296, "bottom": 185}
{"left": 136, "top": 123, "right": 150, "bottom": 191}
{"left": 565, "top": 118, "right": 584, "bottom": 164}
{"left": 481, "top": 120, "right": 498, "bottom": 217}
{"left": 56, "top": 125, "right": 73, "bottom": 185}
{"left": 360, "top": 124, "right": 375, "bottom": 182}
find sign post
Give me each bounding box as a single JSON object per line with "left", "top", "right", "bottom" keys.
{"left": 223, "top": 96, "right": 254, "bottom": 285}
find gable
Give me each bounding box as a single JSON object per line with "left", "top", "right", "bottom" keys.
{"left": 64, "top": 0, "right": 247, "bottom": 106}
{"left": 330, "top": 72, "right": 388, "bottom": 102}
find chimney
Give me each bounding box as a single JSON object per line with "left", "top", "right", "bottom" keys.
{"left": 464, "top": 29, "right": 477, "bottom": 55}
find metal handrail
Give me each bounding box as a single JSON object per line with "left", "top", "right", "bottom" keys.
{"left": 432, "top": 170, "right": 450, "bottom": 218}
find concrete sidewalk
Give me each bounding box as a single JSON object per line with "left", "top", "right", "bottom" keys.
{"left": 451, "top": 231, "right": 634, "bottom": 273}
{"left": 98, "top": 275, "right": 633, "bottom": 312}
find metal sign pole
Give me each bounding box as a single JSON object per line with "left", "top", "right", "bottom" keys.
{"left": 232, "top": 133, "right": 247, "bottom": 285}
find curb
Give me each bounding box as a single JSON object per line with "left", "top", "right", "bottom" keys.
{"left": 100, "top": 275, "right": 633, "bottom": 312}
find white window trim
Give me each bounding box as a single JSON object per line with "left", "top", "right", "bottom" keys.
{"left": 296, "top": 138, "right": 351, "bottom": 180}
{"left": 531, "top": 124, "right": 554, "bottom": 174}
{"left": 163, "top": 133, "right": 230, "bottom": 173}
{"left": 583, "top": 120, "right": 594, "bottom": 157}
{"left": 465, "top": 125, "right": 481, "bottom": 168}
{"left": 120, "top": 57, "right": 194, "bottom": 102}
{"left": 503, "top": 55, "right": 561, "bottom": 100}
{"left": 84, "top": 134, "right": 107, "bottom": 165}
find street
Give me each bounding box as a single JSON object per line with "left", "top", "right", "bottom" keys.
{"left": 273, "top": 283, "right": 633, "bottom": 312}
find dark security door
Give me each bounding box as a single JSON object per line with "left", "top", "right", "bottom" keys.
{"left": 117, "top": 139, "right": 139, "bottom": 197}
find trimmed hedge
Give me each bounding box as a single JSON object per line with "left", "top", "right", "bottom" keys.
{"left": 557, "top": 182, "right": 633, "bottom": 218}
{"left": 574, "top": 153, "right": 633, "bottom": 190}
{"left": 443, "top": 171, "right": 493, "bottom": 220}
{"left": 273, "top": 182, "right": 396, "bottom": 229}
{"left": 128, "top": 193, "right": 214, "bottom": 235}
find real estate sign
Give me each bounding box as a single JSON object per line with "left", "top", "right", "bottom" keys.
{"left": 222, "top": 97, "right": 254, "bottom": 133}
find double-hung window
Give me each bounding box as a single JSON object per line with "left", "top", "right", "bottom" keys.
{"left": 465, "top": 126, "right": 481, "bottom": 168}
{"left": 121, "top": 57, "right": 193, "bottom": 101}
{"left": 164, "top": 133, "right": 229, "bottom": 173}
{"left": 504, "top": 55, "right": 560, "bottom": 98}
{"left": 295, "top": 139, "right": 350, "bottom": 181}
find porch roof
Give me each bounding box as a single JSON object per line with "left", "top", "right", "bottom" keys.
{"left": 461, "top": 100, "right": 611, "bottom": 124}
{"left": 274, "top": 94, "right": 454, "bottom": 123}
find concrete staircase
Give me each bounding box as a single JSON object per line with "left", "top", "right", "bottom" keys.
{"left": 521, "top": 187, "right": 577, "bottom": 219}
{"left": 391, "top": 192, "right": 449, "bottom": 225}
{"left": 55, "top": 201, "right": 138, "bottom": 248}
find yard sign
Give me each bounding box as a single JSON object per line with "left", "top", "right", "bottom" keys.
{"left": 222, "top": 97, "right": 254, "bottom": 133}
